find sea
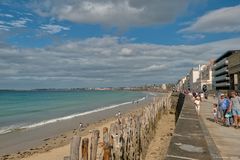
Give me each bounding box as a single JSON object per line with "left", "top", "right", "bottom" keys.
{"left": 0, "top": 90, "right": 148, "bottom": 135}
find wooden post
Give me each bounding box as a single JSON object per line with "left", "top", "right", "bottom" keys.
{"left": 135, "top": 115, "right": 141, "bottom": 160}
{"left": 70, "top": 136, "right": 81, "bottom": 160}
{"left": 103, "top": 127, "right": 109, "bottom": 145}
{"left": 103, "top": 127, "right": 111, "bottom": 160}
{"left": 109, "top": 123, "right": 117, "bottom": 159}
{"left": 82, "top": 138, "right": 89, "bottom": 160}
{"left": 90, "top": 130, "right": 100, "bottom": 160}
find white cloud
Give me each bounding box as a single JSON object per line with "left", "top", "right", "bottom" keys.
{"left": 9, "top": 20, "right": 27, "bottom": 27}
{"left": 0, "top": 13, "right": 14, "bottom": 18}
{"left": 40, "top": 24, "right": 70, "bottom": 34}
{"left": 119, "top": 48, "right": 133, "bottom": 57}
{"left": 140, "top": 64, "right": 167, "bottom": 72}
{"left": 182, "top": 34, "right": 205, "bottom": 40}
{"left": 0, "top": 24, "right": 10, "bottom": 31}
{"left": 20, "top": 17, "right": 33, "bottom": 22}
{"left": 0, "top": 18, "right": 31, "bottom": 31}
{"left": 0, "top": 36, "right": 240, "bottom": 89}
{"left": 30, "top": 0, "right": 193, "bottom": 28}
{"left": 180, "top": 5, "right": 240, "bottom": 33}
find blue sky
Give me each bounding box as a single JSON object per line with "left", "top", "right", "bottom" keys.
{"left": 0, "top": 0, "right": 240, "bottom": 89}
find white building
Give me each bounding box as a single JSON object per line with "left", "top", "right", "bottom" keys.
{"left": 161, "top": 84, "right": 167, "bottom": 90}
{"left": 189, "top": 62, "right": 213, "bottom": 92}
{"left": 199, "top": 62, "right": 213, "bottom": 91}
{"left": 176, "top": 76, "right": 191, "bottom": 92}
{"left": 189, "top": 67, "right": 200, "bottom": 92}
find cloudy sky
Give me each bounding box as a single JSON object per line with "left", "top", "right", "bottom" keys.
{"left": 0, "top": 0, "right": 240, "bottom": 89}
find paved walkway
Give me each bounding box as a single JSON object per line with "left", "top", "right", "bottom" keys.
{"left": 166, "top": 96, "right": 212, "bottom": 160}
{"left": 200, "top": 97, "right": 240, "bottom": 160}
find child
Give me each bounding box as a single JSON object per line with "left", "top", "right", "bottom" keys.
{"left": 194, "top": 96, "right": 201, "bottom": 116}
{"left": 212, "top": 103, "right": 218, "bottom": 123}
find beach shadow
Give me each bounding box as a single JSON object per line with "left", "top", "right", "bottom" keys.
{"left": 206, "top": 117, "right": 224, "bottom": 126}
{"left": 206, "top": 117, "right": 215, "bottom": 123}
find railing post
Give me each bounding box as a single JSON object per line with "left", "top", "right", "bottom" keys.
{"left": 70, "top": 136, "right": 81, "bottom": 160}
{"left": 82, "top": 138, "right": 89, "bottom": 160}
{"left": 90, "top": 130, "right": 100, "bottom": 160}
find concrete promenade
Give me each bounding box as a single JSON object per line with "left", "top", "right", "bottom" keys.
{"left": 166, "top": 94, "right": 240, "bottom": 160}
{"left": 166, "top": 95, "right": 212, "bottom": 160}
{"left": 200, "top": 97, "right": 240, "bottom": 160}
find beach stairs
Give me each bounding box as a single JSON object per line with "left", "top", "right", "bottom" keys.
{"left": 64, "top": 93, "right": 172, "bottom": 160}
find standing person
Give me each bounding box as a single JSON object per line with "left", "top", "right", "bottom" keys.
{"left": 223, "top": 95, "right": 231, "bottom": 127}
{"left": 116, "top": 111, "right": 121, "bottom": 124}
{"left": 218, "top": 94, "right": 229, "bottom": 124}
{"left": 194, "top": 96, "right": 201, "bottom": 116}
{"left": 200, "top": 92, "right": 204, "bottom": 100}
{"left": 204, "top": 91, "right": 208, "bottom": 99}
{"left": 78, "top": 122, "right": 83, "bottom": 132}
{"left": 212, "top": 103, "right": 218, "bottom": 123}
{"left": 230, "top": 91, "right": 240, "bottom": 128}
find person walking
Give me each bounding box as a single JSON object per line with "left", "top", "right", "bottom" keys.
{"left": 212, "top": 103, "right": 218, "bottom": 123}
{"left": 194, "top": 96, "right": 201, "bottom": 116}
{"left": 223, "top": 95, "right": 232, "bottom": 127}
{"left": 218, "top": 93, "right": 228, "bottom": 124}
{"left": 230, "top": 91, "right": 240, "bottom": 128}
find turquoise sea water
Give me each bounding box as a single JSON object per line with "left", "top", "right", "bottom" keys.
{"left": 0, "top": 90, "right": 146, "bottom": 134}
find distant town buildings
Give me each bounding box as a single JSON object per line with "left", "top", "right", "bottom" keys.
{"left": 176, "top": 76, "right": 187, "bottom": 91}
{"left": 177, "top": 50, "right": 240, "bottom": 93}
{"left": 161, "top": 84, "right": 167, "bottom": 90}
{"left": 177, "top": 62, "right": 213, "bottom": 93}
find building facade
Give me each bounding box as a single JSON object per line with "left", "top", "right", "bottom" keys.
{"left": 228, "top": 51, "right": 240, "bottom": 91}
{"left": 176, "top": 76, "right": 186, "bottom": 91}
{"left": 189, "top": 67, "right": 200, "bottom": 92}
{"left": 196, "top": 62, "right": 213, "bottom": 92}
{"left": 213, "top": 50, "right": 240, "bottom": 91}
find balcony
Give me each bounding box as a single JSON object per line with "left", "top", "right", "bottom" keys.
{"left": 214, "top": 58, "right": 228, "bottom": 70}
{"left": 213, "top": 66, "right": 228, "bottom": 76}
{"left": 214, "top": 82, "right": 230, "bottom": 87}
{"left": 214, "top": 74, "right": 230, "bottom": 82}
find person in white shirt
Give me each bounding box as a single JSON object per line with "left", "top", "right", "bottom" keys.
{"left": 194, "top": 96, "right": 201, "bottom": 116}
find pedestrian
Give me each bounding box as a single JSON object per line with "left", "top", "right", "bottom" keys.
{"left": 218, "top": 94, "right": 230, "bottom": 126}
{"left": 116, "top": 111, "right": 121, "bottom": 124}
{"left": 204, "top": 91, "right": 208, "bottom": 99}
{"left": 218, "top": 93, "right": 229, "bottom": 124}
{"left": 212, "top": 103, "right": 218, "bottom": 123}
{"left": 230, "top": 91, "right": 240, "bottom": 128}
{"left": 223, "top": 95, "right": 231, "bottom": 127}
{"left": 194, "top": 96, "right": 201, "bottom": 116}
{"left": 78, "top": 122, "right": 83, "bottom": 131}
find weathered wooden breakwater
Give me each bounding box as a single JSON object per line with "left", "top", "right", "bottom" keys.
{"left": 64, "top": 93, "right": 172, "bottom": 160}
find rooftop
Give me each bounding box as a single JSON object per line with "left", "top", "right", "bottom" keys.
{"left": 215, "top": 50, "right": 240, "bottom": 63}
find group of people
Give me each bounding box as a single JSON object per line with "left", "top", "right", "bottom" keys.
{"left": 212, "top": 91, "right": 240, "bottom": 128}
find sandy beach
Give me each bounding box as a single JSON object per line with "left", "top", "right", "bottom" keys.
{"left": 0, "top": 96, "right": 152, "bottom": 160}
{"left": 0, "top": 92, "right": 176, "bottom": 160}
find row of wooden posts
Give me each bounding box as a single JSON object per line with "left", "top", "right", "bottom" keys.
{"left": 64, "top": 93, "right": 172, "bottom": 160}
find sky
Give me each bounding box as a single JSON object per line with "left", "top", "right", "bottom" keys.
{"left": 0, "top": 0, "right": 240, "bottom": 89}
